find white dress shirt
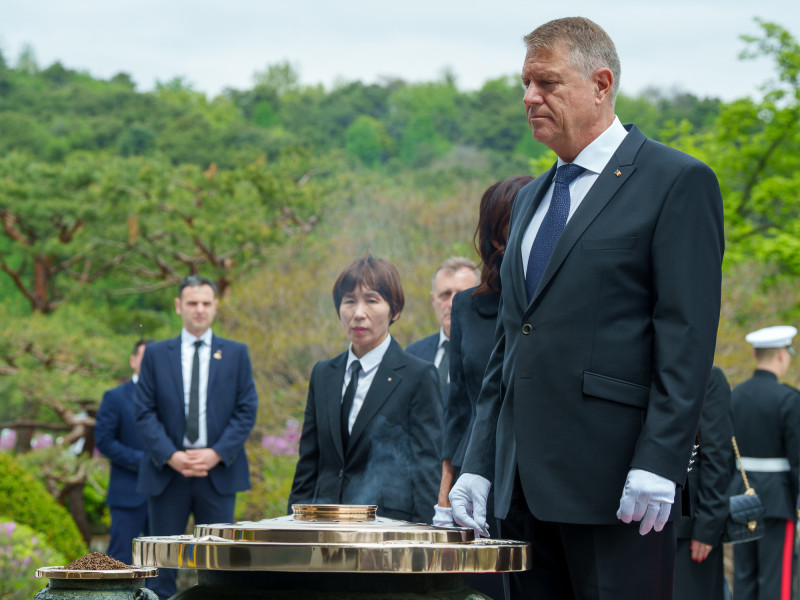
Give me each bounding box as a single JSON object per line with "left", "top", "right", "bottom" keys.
{"left": 521, "top": 116, "right": 628, "bottom": 273}
{"left": 180, "top": 327, "right": 213, "bottom": 448}
{"left": 342, "top": 334, "right": 392, "bottom": 434}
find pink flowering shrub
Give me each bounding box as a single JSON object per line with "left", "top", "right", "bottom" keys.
{"left": 261, "top": 419, "right": 301, "bottom": 456}
{"left": 30, "top": 434, "right": 54, "bottom": 450}
{"left": 0, "top": 520, "right": 66, "bottom": 599}
{"left": 0, "top": 429, "right": 16, "bottom": 451}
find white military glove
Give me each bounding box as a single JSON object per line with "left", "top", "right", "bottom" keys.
{"left": 616, "top": 468, "right": 676, "bottom": 535}
{"left": 432, "top": 505, "right": 456, "bottom": 527}
{"left": 449, "top": 473, "right": 491, "bottom": 537}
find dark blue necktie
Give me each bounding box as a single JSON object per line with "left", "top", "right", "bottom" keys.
{"left": 525, "top": 163, "right": 586, "bottom": 301}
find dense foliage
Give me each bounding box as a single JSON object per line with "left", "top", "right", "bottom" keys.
{"left": 0, "top": 452, "right": 87, "bottom": 559}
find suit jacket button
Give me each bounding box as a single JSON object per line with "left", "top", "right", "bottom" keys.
{"left": 338, "top": 469, "right": 344, "bottom": 478}
{"left": 522, "top": 324, "right": 532, "bottom": 335}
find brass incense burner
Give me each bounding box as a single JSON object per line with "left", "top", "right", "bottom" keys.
{"left": 130, "top": 504, "right": 529, "bottom": 598}
{"left": 133, "top": 504, "right": 529, "bottom": 574}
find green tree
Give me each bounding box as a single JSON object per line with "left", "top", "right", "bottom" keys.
{"left": 0, "top": 151, "right": 328, "bottom": 311}
{"left": 674, "top": 20, "right": 800, "bottom": 278}
{"left": 345, "top": 116, "right": 387, "bottom": 166}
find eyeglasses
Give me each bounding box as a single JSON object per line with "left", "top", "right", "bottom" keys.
{"left": 787, "top": 346, "right": 796, "bottom": 356}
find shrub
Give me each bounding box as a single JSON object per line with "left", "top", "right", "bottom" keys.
{"left": 236, "top": 447, "right": 298, "bottom": 521}
{"left": 0, "top": 519, "right": 66, "bottom": 599}
{"left": 0, "top": 452, "right": 87, "bottom": 559}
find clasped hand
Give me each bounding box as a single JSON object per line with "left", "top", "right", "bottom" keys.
{"left": 616, "top": 468, "right": 675, "bottom": 535}
{"left": 168, "top": 448, "right": 222, "bottom": 477}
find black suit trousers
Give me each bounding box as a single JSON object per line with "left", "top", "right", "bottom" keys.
{"left": 500, "top": 473, "right": 676, "bottom": 600}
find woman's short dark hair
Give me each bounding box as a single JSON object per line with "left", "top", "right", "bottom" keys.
{"left": 474, "top": 175, "right": 535, "bottom": 295}
{"left": 332, "top": 255, "right": 405, "bottom": 322}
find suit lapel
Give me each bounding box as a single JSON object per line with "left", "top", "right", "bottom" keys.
{"left": 347, "top": 340, "right": 404, "bottom": 453}
{"left": 325, "top": 353, "right": 348, "bottom": 463}
{"left": 208, "top": 335, "right": 223, "bottom": 395}
{"left": 527, "top": 126, "right": 646, "bottom": 311}
{"left": 507, "top": 166, "right": 555, "bottom": 311}
{"left": 166, "top": 337, "right": 184, "bottom": 407}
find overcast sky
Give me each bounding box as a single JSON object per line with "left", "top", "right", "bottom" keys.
{"left": 2, "top": 1, "right": 797, "bottom": 101}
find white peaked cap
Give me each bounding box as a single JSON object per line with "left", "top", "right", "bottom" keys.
{"left": 745, "top": 325, "right": 798, "bottom": 348}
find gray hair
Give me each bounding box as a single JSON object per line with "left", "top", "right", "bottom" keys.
{"left": 524, "top": 17, "right": 621, "bottom": 105}
{"left": 431, "top": 257, "right": 480, "bottom": 291}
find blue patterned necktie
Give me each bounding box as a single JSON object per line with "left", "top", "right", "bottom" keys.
{"left": 525, "top": 163, "right": 586, "bottom": 301}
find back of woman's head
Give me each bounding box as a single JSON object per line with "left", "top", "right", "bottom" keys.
{"left": 474, "top": 175, "right": 535, "bottom": 295}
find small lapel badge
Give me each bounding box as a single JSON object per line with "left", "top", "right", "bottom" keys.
{"left": 213, "top": 350, "right": 222, "bottom": 360}
{"left": 387, "top": 377, "right": 392, "bottom": 382}
{"left": 614, "top": 169, "right": 622, "bottom": 177}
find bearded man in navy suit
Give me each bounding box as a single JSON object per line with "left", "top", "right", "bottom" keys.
{"left": 135, "top": 275, "right": 258, "bottom": 599}
{"left": 95, "top": 338, "right": 153, "bottom": 565}
{"left": 450, "top": 17, "right": 724, "bottom": 600}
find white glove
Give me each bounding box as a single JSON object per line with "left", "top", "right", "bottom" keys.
{"left": 616, "top": 468, "right": 676, "bottom": 535}
{"left": 432, "top": 505, "right": 456, "bottom": 527}
{"left": 449, "top": 473, "right": 491, "bottom": 537}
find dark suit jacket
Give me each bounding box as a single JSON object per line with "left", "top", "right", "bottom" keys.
{"left": 288, "top": 338, "right": 442, "bottom": 523}
{"left": 676, "top": 366, "right": 734, "bottom": 543}
{"left": 443, "top": 287, "right": 499, "bottom": 469}
{"left": 95, "top": 379, "right": 147, "bottom": 509}
{"left": 406, "top": 333, "right": 439, "bottom": 363}
{"left": 729, "top": 369, "right": 800, "bottom": 520}
{"left": 461, "top": 124, "right": 724, "bottom": 524}
{"left": 134, "top": 335, "right": 258, "bottom": 497}
{"left": 407, "top": 332, "right": 449, "bottom": 409}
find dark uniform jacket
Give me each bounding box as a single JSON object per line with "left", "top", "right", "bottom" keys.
{"left": 729, "top": 369, "right": 800, "bottom": 520}
{"left": 677, "top": 366, "right": 734, "bottom": 542}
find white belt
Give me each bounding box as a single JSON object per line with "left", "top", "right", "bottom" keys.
{"left": 738, "top": 457, "right": 791, "bottom": 472}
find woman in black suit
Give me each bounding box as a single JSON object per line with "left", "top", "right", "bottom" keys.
{"left": 288, "top": 255, "right": 441, "bottom": 523}
{"left": 433, "top": 175, "right": 533, "bottom": 596}
{"left": 434, "top": 175, "right": 534, "bottom": 522}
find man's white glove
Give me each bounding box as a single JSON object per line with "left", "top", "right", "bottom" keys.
{"left": 449, "top": 473, "right": 491, "bottom": 537}
{"left": 432, "top": 505, "right": 456, "bottom": 527}
{"left": 616, "top": 468, "right": 675, "bottom": 535}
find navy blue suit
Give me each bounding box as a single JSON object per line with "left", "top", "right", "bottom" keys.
{"left": 134, "top": 334, "right": 257, "bottom": 598}
{"left": 95, "top": 379, "right": 149, "bottom": 564}
{"left": 406, "top": 332, "right": 448, "bottom": 409}
{"left": 406, "top": 333, "right": 439, "bottom": 363}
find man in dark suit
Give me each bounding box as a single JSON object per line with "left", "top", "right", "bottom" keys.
{"left": 729, "top": 325, "right": 800, "bottom": 600}
{"left": 674, "top": 366, "right": 734, "bottom": 599}
{"left": 135, "top": 275, "right": 258, "bottom": 599}
{"left": 406, "top": 257, "right": 478, "bottom": 399}
{"left": 95, "top": 338, "right": 153, "bottom": 565}
{"left": 449, "top": 17, "right": 724, "bottom": 600}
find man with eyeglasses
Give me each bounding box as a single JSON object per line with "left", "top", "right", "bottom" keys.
{"left": 729, "top": 325, "right": 800, "bottom": 599}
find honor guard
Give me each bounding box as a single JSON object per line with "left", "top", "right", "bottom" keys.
{"left": 730, "top": 325, "right": 800, "bottom": 600}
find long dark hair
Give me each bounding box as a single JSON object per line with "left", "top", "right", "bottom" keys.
{"left": 473, "top": 175, "right": 535, "bottom": 296}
